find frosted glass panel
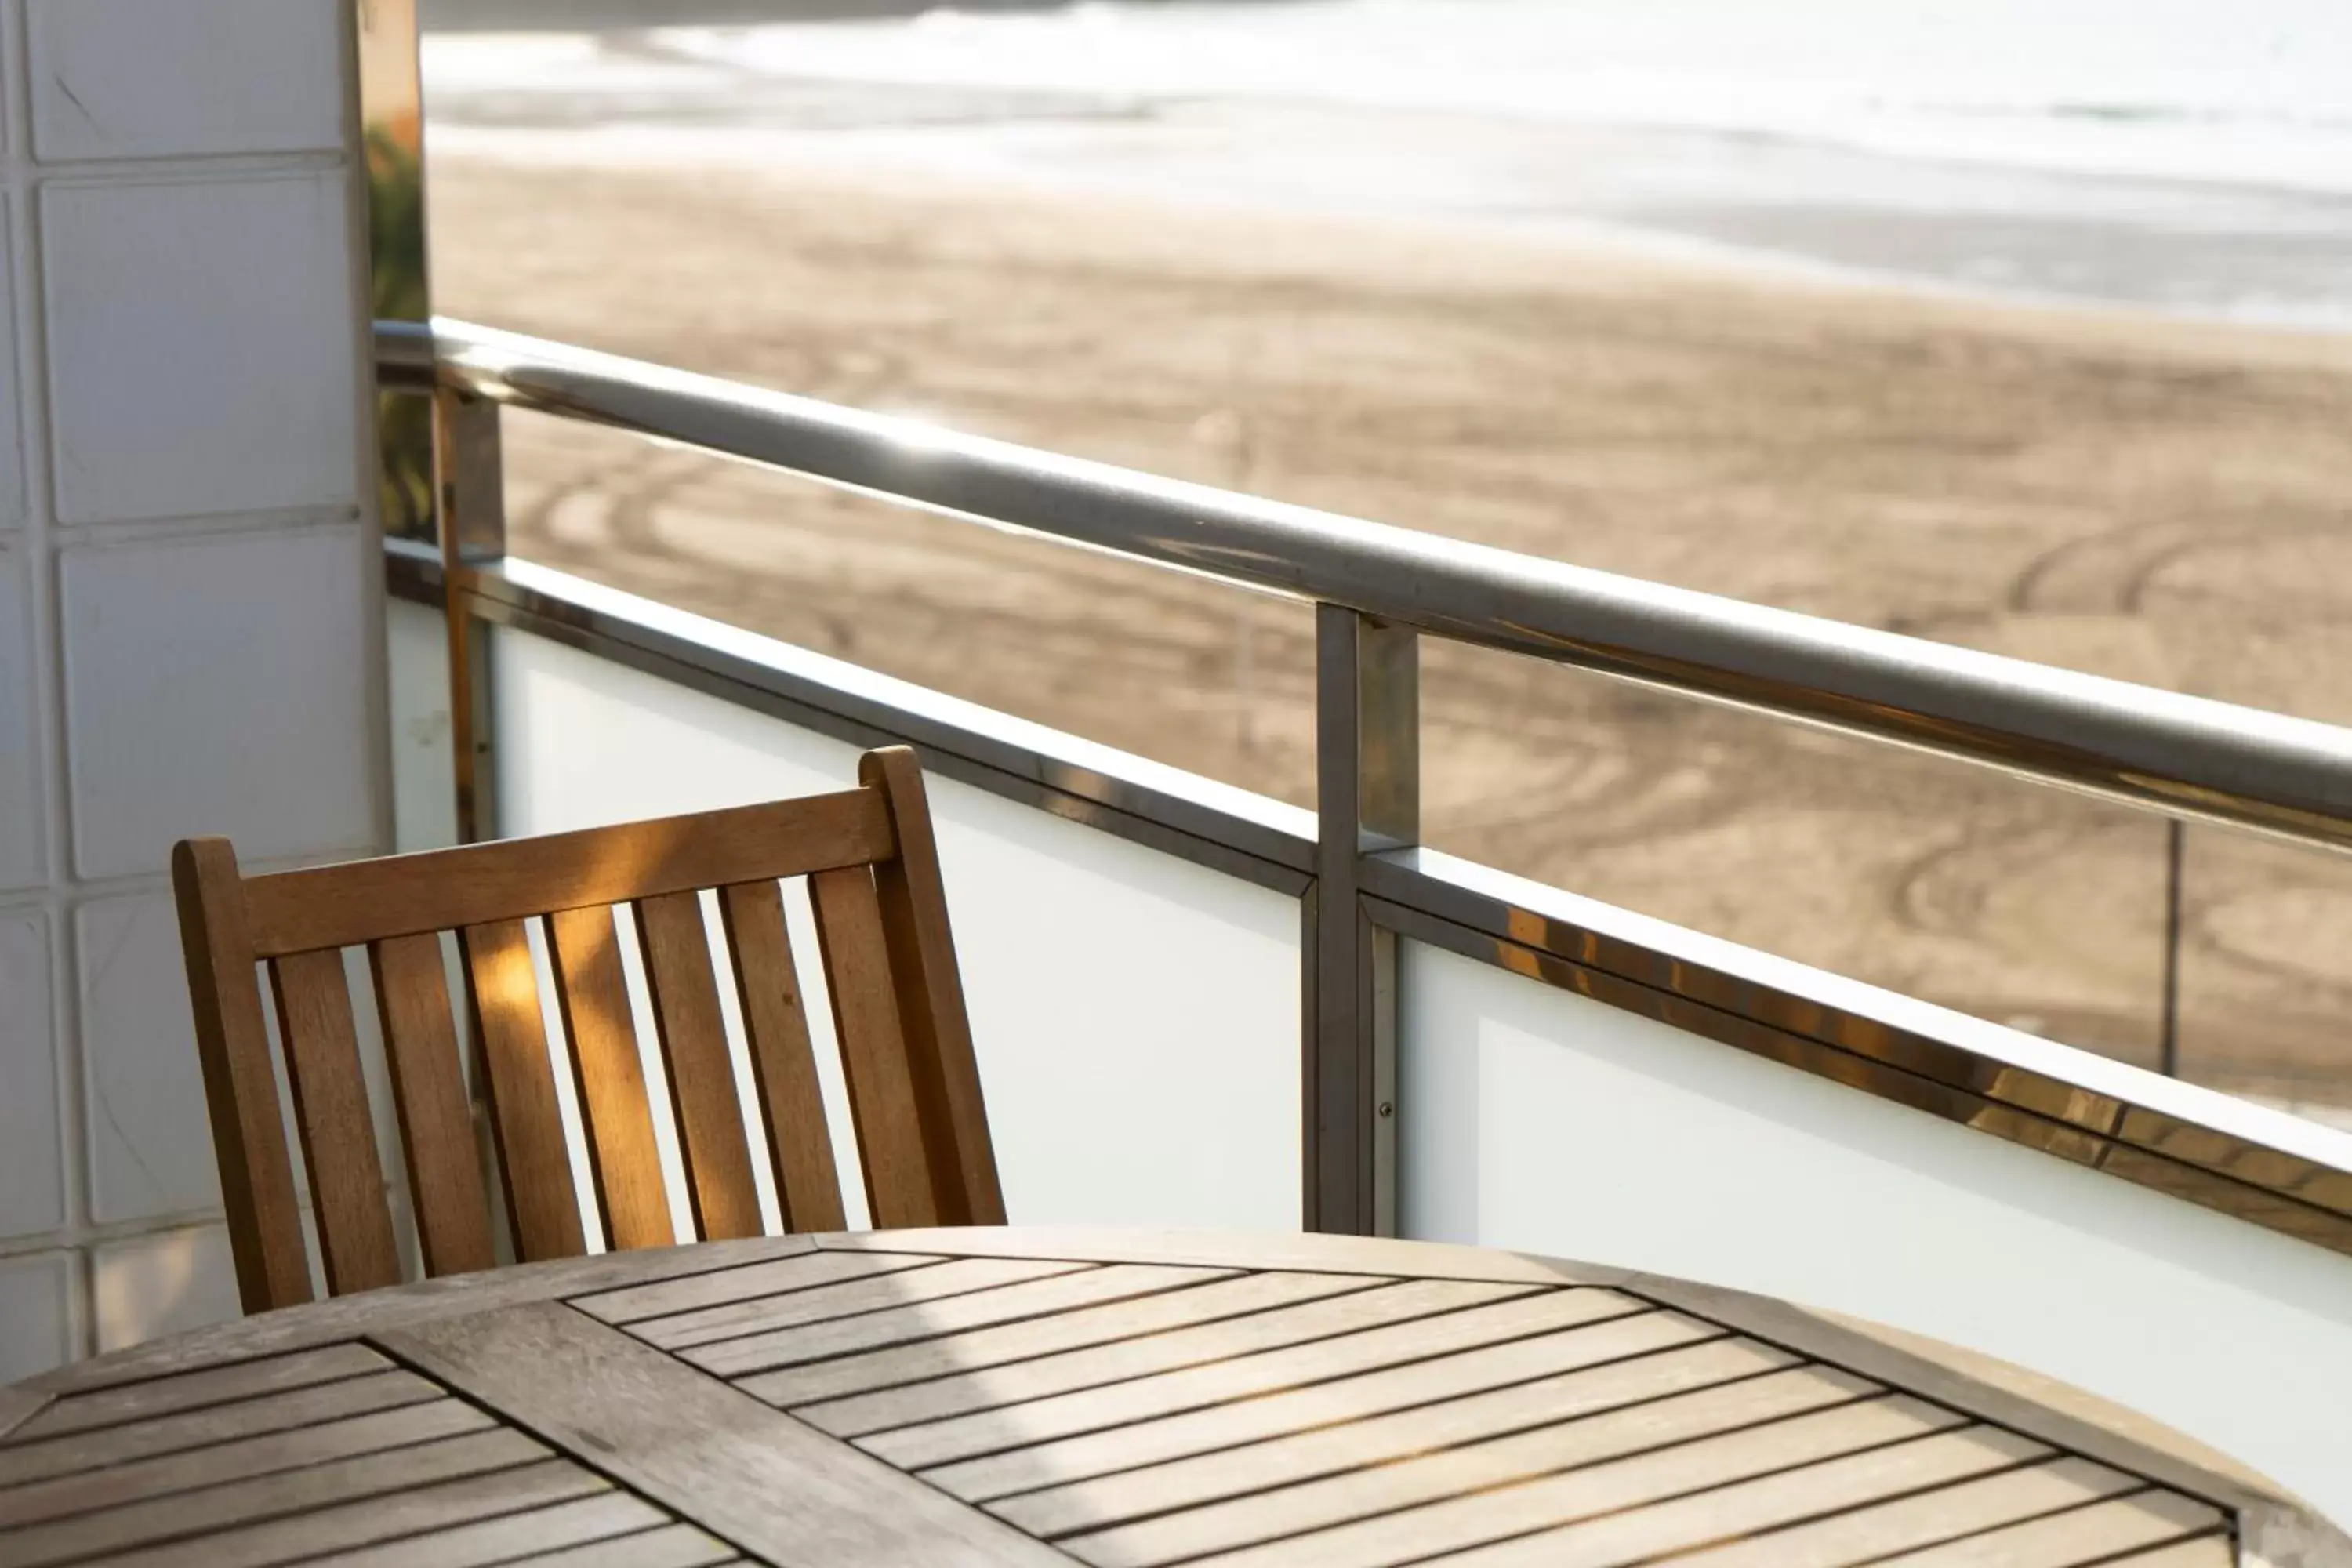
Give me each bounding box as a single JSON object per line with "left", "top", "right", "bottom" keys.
{"left": 1396, "top": 937, "right": 2352, "bottom": 1527}
{"left": 385, "top": 598, "right": 456, "bottom": 853}
{"left": 492, "top": 627, "right": 1302, "bottom": 1233}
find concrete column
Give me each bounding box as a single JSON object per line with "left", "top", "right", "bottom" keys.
{"left": 0, "top": 0, "right": 386, "bottom": 1377}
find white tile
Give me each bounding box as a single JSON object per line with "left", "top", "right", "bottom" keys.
{"left": 62, "top": 527, "right": 376, "bottom": 880}
{"left": 0, "top": 554, "right": 42, "bottom": 891}
{"left": 93, "top": 1224, "right": 240, "bottom": 1352}
{"left": 0, "top": 910, "right": 64, "bottom": 1240}
{"left": 76, "top": 891, "right": 219, "bottom": 1223}
{"left": 44, "top": 175, "right": 361, "bottom": 524}
{"left": 30, "top": 0, "right": 346, "bottom": 162}
{"left": 0, "top": 1251, "right": 80, "bottom": 1382}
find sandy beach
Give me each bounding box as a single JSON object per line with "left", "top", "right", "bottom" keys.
{"left": 428, "top": 143, "right": 2352, "bottom": 1106}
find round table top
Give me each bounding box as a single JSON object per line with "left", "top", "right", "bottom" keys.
{"left": 0, "top": 1227, "right": 2318, "bottom": 1566}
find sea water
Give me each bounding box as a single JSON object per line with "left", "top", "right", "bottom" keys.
{"left": 423, "top": 0, "right": 2352, "bottom": 327}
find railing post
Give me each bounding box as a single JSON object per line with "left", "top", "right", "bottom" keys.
{"left": 1311, "top": 604, "right": 1418, "bottom": 1235}
{"left": 432, "top": 388, "right": 506, "bottom": 844}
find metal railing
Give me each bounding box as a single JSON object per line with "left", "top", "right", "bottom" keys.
{"left": 378, "top": 316, "right": 2352, "bottom": 1255}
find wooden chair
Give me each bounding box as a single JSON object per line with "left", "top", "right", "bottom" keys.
{"left": 171, "top": 746, "right": 1004, "bottom": 1314}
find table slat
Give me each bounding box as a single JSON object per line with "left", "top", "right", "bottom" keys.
{"left": 309, "top": 1487, "right": 671, "bottom": 1567}
{"left": 378, "top": 1300, "right": 1076, "bottom": 1566}
{"left": 0, "top": 1368, "right": 442, "bottom": 1489}
{"left": 0, "top": 1396, "right": 490, "bottom": 1528}
{"left": 992, "top": 1336, "right": 1806, "bottom": 1541}
{"left": 85, "top": 1457, "right": 604, "bottom": 1568}
{"left": 570, "top": 1247, "right": 944, "bottom": 1325}
{"left": 1666, "top": 1454, "right": 2143, "bottom": 1568}
{"left": 0, "top": 1428, "right": 550, "bottom": 1568}
{"left": 1046, "top": 1364, "right": 1883, "bottom": 1566}
{"left": 9, "top": 1342, "right": 388, "bottom": 1440}
{"left": 1169, "top": 1396, "right": 1986, "bottom": 1568}
{"left": 763, "top": 1272, "right": 1384, "bottom": 1428}
{"left": 1871, "top": 1489, "right": 2227, "bottom": 1567}
{"left": 522, "top": 1523, "right": 746, "bottom": 1567}
{"left": 636, "top": 1256, "right": 1085, "bottom": 1352}
{"left": 916, "top": 1289, "right": 1661, "bottom": 1498}
{"left": 702, "top": 1264, "right": 1236, "bottom": 1384}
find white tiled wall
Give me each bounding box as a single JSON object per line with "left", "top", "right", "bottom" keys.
{"left": 0, "top": 0, "right": 384, "bottom": 1379}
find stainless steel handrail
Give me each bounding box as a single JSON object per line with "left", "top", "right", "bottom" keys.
{"left": 385, "top": 316, "right": 2352, "bottom": 852}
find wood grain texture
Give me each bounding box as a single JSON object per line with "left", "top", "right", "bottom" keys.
{"left": 2086, "top": 1534, "right": 2236, "bottom": 1567}
{"left": 78, "top": 1457, "right": 605, "bottom": 1568}
{"left": 1410, "top": 1424, "right": 2053, "bottom": 1568}
{"left": 1666, "top": 1454, "right": 2143, "bottom": 1568}
{"left": 715, "top": 1265, "right": 1232, "bottom": 1392}
{"left": 461, "top": 917, "right": 586, "bottom": 1261}
{"left": 312, "top": 1488, "right": 671, "bottom": 1567}
{"left": 1871, "top": 1490, "right": 2227, "bottom": 1567}
{"left": 802, "top": 1271, "right": 1382, "bottom": 1439}
{"left": 989, "top": 1332, "right": 1798, "bottom": 1542}
{"left": 637, "top": 1257, "right": 1086, "bottom": 1354}
{"left": 170, "top": 837, "right": 312, "bottom": 1312}
{"left": 808, "top": 1276, "right": 1528, "bottom": 1455}
{"left": 0, "top": 1397, "right": 490, "bottom": 1529}
{"left": 809, "top": 864, "right": 936, "bottom": 1226}
{"left": 861, "top": 746, "right": 1004, "bottom": 1226}
{"left": 1053, "top": 1367, "right": 1885, "bottom": 1567}
{"left": 239, "top": 789, "right": 893, "bottom": 956}
{"left": 270, "top": 947, "right": 402, "bottom": 1294}
{"left": 0, "top": 1388, "right": 52, "bottom": 1442}
{"left": 521, "top": 1524, "right": 742, "bottom": 1568}
{"left": 1171, "top": 1399, "right": 1991, "bottom": 1568}
{"left": 572, "top": 1247, "right": 944, "bottom": 1327}
{"left": 11, "top": 1342, "right": 390, "bottom": 1441}
{"left": 370, "top": 931, "right": 498, "bottom": 1277}
{"left": 548, "top": 904, "right": 675, "bottom": 1251}
{"left": 0, "top": 1427, "right": 549, "bottom": 1567}
{"left": 377, "top": 1301, "right": 1075, "bottom": 1566}
{"left": 916, "top": 1286, "right": 1630, "bottom": 1498}
{"left": 719, "top": 877, "right": 847, "bottom": 1232}
{"left": 0, "top": 1371, "right": 441, "bottom": 1490}
{"left": 636, "top": 891, "right": 763, "bottom": 1241}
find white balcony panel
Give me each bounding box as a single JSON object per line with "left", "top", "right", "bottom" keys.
{"left": 29, "top": 0, "right": 346, "bottom": 162}
{"left": 0, "top": 1252, "right": 79, "bottom": 1384}
{"left": 1396, "top": 937, "right": 2352, "bottom": 1530}
{"left": 92, "top": 1224, "right": 241, "bottom": 1353}
{"left": 493, "top": 626, "right": 1302, "bottom": 1234}
{"left": 387, "top": 597, "right": 457, "bottom": 853}
{"left": 0, "top": 909, "right": 63, "bottom": 1239}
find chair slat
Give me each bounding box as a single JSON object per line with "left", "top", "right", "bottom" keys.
{"left": 459, "top": 920, "right": 586, "bottom": 1261}
{"left": 368, "top": 935, "right": 496, "bottom": 1277}
{"left": 717, "top": 880, "right": 845, "bottom": 1232}
{"left": 635, "top": 893, "right": 763, "bottom": 1240}
{"left": 270, "top": 949, "right": 401, "bottom": 1294}
{"left": 171, "top": 839, "right": 314, "bottom": 1312}
{"left": 546, "top": 906, "right": 674, "bottom": 1251}
{"left": 862, "top": 749, "right": 1004, "bottom": 1225}
{"left": 243, "top": 792, "right": 895, "bottom": 956}
{"left": 809, "top": 865, "right": 938, "bottom": 1227}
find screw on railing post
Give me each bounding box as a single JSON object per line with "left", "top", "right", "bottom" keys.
{"left": 1311, "top": 604, "right": 1418, "bottom": 1236}
{"left": 430, "top": 386, "right": 508, "bottom": 845}
{"left": 2160, "top": 818, "right": 2184, "bottom": 1078}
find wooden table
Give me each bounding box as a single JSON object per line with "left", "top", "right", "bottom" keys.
{"left": 1, "top": 1228, "right": 2331, "bottom": 1566}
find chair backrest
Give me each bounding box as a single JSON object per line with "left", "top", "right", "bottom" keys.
{"left": 172, "top": 745, "right": 1003, "bottom": 1314}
